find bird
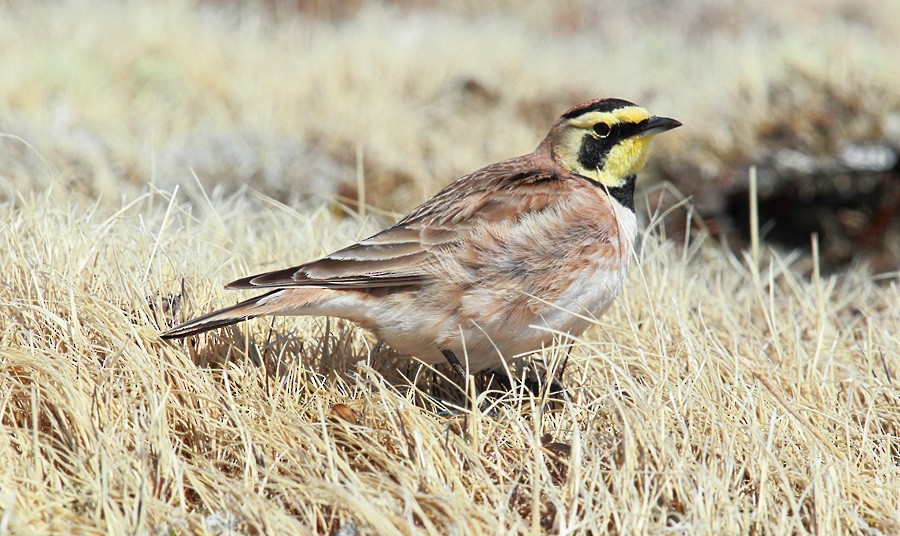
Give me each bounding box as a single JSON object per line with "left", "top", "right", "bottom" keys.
{"left": 161, "top": 98, "right": 681, "bottom": 384}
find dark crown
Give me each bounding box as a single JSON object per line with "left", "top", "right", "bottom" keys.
{"left": 561, "top": 98, "right": 638, "bottom": 119}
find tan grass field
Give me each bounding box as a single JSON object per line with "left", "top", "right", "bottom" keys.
{"left": 1, "top": 0, "right": 899, "bottom": 533}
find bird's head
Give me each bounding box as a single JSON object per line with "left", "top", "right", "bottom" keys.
{"left": 546, "top": 98, "right": 681, "bottom": 189}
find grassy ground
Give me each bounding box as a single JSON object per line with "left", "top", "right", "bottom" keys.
{"left": 1, "top": 0, "right": 899, "bottom": 533}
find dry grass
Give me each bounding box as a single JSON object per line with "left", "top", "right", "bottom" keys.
{"left": 2, "top": 185, "right": 898, "bottom": 534}
{"left": 3, "top": 0, "right": 899, "bottom": 209}
{"left": 2, "top": 0, "right": 899, "bottom": 534}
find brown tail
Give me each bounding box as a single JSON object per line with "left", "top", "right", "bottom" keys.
{"left": 160, "top": 290, "right": 280, "bottom": 339}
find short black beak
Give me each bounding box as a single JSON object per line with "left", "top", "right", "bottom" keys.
{"left": 639, "top": 116, "right": 682, "bottom": 137}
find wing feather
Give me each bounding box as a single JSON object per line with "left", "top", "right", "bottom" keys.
{"left": 226, "top": 157, "right": 562, "bottom": 291}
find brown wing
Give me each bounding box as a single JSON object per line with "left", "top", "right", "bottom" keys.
{"left": 225, "top": 226, "right": 436, "bottom": 289}
{"left": 226, "top": 154, "right": 562, "bottom": 291}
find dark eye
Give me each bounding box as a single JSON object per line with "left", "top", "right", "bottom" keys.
{"left": 593, "top": 123, "right": 611, "bottom": 138}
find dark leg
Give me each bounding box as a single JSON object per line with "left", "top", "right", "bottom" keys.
{"left": 554, "top": 347, "right": 573, "bottom": 403}
{"left": 547, "top": 379, "right": 572, "bottom": 404}
{"left": 490, "top": 361, "right": 571, "bottom": 404}
{"left": 441, "top": 349, "right": 468, "bottom": 385}
{"left": 439, "top": 349, "right": 497, "bottom": 416}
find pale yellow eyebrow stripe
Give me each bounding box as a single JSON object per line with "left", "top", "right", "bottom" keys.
{"left": 567, "top": 106, "right": 650, "bottom": 128}
{"left": 613, "top": 106, "right": 651, "bottom": 124}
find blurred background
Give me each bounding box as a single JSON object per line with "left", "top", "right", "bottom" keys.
{"left": 2, "top": 0, "right": 898, "bottom": 272}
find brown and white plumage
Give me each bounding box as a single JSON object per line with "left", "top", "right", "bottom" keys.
{"left": 162, "top": 98, "right": 681, "bottom": 374}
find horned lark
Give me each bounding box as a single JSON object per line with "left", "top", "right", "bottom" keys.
{"left": 162, "top": 98, "right": 680, "bottom": 382}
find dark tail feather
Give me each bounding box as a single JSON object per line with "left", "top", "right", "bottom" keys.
{"left": 160, "top": 291, "right": 278, "bottom": 339}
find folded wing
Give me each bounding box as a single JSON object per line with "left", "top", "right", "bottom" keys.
{"left": 226, "top": 160, "right": 560, "bottom": 291}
